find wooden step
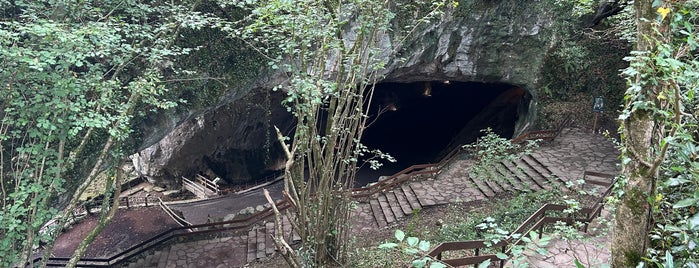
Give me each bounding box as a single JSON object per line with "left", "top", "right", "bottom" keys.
{"left": 501, "top": 161, "right": 543, "bottom": 191}
{"left": 523, "top": 154, "right": 566, "bottom": 187}
{"left": 247, "top": 229, "right": 256, "bottom": 261}
{"left": 157, "top": 247, "right": 171, "bottom": 268}
{"left": 469, "top": 176, "right": 496, "bottom": 198}
{"left": 495, "top": 162, "right": 532, "bottom": 192}
{"left": 385, "top": 192, "right": 405, "bottom": 220}
{"left": 377, "top": 195, "right": 396, "bottom": 224}
{"left": 411, "top": 182, "right": 438, "bottom": 207}
{"left": 401, "top": 184, "right": 423, "bottom": 211}
{"left": 393, "top": 189, "right": 415, "bottom": 216}
{"left": 265, "top": 222, "right": 275, "bottom": 255}
{"left": 515, "top": 159, "right": 552, "bottom": 190}
{"left": 369, "top": 199, "right": 388, "bottom": 228}
{"left": 256, "top": 226, "right": 266, "bottom": 259}
{"left": 491, "top": 167, "right": 524, "bottom": 192}
{"left": 281, "top": 215, "right": 301, "bottom": 243}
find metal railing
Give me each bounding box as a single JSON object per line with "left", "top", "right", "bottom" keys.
{"left": 427, "top": 171, "right": 615, "bottom": 267}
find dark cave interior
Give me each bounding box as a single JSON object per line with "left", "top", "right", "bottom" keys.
{"left": 356, "top": 81, "right": 525, "bottom": 186}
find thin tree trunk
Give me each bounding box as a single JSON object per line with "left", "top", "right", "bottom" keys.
{"left": 66, "top": 161, "right": 123, "bottom": 268}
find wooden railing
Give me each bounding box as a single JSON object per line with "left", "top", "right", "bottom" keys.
{"left": 196, "top": 174, "right": 220, "bottom": 195}
{"left": 351, "top": 142, "right": 466, "bottom": 198}
{"left": 427, "top": 172, "right": 615, "bottom": 267}
{"left": 39, "top": 122, "right": 573, "bottom": 267}
{"left": 158, "top": 198, "right": 192, "bottom": 227}
{"left": 40, "top": 199, "right": 293, "bottom": 267}
{"left": 511, "top": 113, "right": 572, "bottom": 144}
{"left": 182, "top": 176, "right": 217, "bottom": 199}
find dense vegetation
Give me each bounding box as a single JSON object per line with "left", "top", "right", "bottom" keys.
{"left": 1, "top": 0, "right": 697, "bottom": 267}
{"left": 0, "top": 0, "right": 219, "bottom": 266}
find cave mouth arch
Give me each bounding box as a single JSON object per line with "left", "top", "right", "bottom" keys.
{"left": 356, "top": 80, "right": 528, "bottom": 186}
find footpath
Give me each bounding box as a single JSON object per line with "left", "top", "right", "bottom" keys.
{"left": 66, "top": 126, "right": 619, "bottom": 268}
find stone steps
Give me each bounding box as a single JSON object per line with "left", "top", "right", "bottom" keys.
{"left": 245, "top": 216, "right": 300, "bottom": 263}
{"left": 469, "top": 176, "right": 496, "bottom": 197}
{"left": 369, "top": 185, "right": 424, "bottom": 227}
{"left": 123, "top": 246, "right": 167, "bottom": 268}
{"left": 121, "top": 149, "right": 572, "bottom": 267}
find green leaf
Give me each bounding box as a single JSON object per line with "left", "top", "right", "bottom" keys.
{"left": 403, "top": 247, "right": 419, "bottom": 255}
{"left": 407, "top": 237, "right": 419, "bottom": 247}
{"left": 395, "top": 229, "right": 405, "bottom": 242}
{"left": 412, "top": 258, "right": 427, "bottom": 268}
{"left": 496, "top": 252, "right": 509, "bottom": 260}
{"left": 673, "top": 198, "right": 698, "bottom": 208}
{"left": 418, "top": 240, "right": 430, "bottom": 251}
{"left": 664, "top": 250, "right": 674, "bottom": 268}
{"left": 429, "top": 262, "right": 447, "bottom": 268}
{"left": 574, "top": 259, "right": 586, "bottom": 268}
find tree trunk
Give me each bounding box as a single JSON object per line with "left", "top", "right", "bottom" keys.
{"left": 611, "top": 1, "right": 659, "bottom": 267}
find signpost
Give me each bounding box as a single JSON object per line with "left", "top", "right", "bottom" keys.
{"left": 592, "top": 96, "right": 604, "bottom": 133}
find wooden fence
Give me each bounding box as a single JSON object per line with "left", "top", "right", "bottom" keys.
{"left": 38, "top": 119, "right": 574, "bottom": 267}
{"left": 427, "top": 171, "right": 616, "bottom": 267}
{"left": 182, "top": 176, "right": 218, "bottom": 199}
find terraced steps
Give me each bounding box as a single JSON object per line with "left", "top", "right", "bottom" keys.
{"left": 246, "top": 216, "right": 300, "bottom": 262}
{"left": 369, "top": 185, "right": 425, "bottom": 227}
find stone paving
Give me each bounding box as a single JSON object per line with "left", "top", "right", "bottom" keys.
{"left": 508, "top": 209, "right": 614, "bottom": 268}
{"left": 164, "top": 236, "right": 248, "bottom": 268}
{"left": 121, "top": 127, "right": 619, "bottom": 267}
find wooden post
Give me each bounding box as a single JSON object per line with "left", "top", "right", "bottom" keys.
{"left": 592, "top": 112, "right": 599, "bottom": 134}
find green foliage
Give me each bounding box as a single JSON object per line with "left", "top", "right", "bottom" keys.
{"left": 378, "top": 230, "right": 447, "bottom": 268}
{"left": 436, "top": 190, "right": 559, "bottom": 242}
{"left": 222, "top": 0, "right": 455, "bottom": 266}
{"left": 616, "top": 0, "right": 699, "bottom": 266}
{"left": 0, "top": 0, "right": 218, "bottom": 265}
{"left": 463, "top": 128, "right": 538, "bottom": 187}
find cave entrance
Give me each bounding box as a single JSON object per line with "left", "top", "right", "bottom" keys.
{"left": 357, "top": 81, "right": 527, "bottom": 186}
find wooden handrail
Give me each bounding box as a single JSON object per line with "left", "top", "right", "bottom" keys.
{"left": 41, "top": 199, "right": 292, "bottom": 267}
{"left": 351, "top": 142, "right": 469, "bottom": 198}
{"left": 40, "top": 125, "right": 572, "bottom": 267}
{"left": 427, "top": 174, "right": 616, "bottom": 266}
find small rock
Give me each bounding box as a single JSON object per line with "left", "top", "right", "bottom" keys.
{"left": 436, "top": 219, "right": 444, "bottom": 227}
{"left": 223, "top": 213, "right": 236, "bottom": 221}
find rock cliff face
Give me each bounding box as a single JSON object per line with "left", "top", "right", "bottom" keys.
{"left": 132, "top": 1, "right": 562, "bottom": 187}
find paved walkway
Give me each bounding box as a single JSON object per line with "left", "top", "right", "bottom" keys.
{"left": 120, "top": 127, "right": 619, "bottom": 267}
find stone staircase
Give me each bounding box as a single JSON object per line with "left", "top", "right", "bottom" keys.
{"left": 369, "top": 184, "right": 426, "bottom": 228}
{"left": 122, "top": 216, "right": 300, "bottom": 268}
{"left": 365, "top": 152, "right": 564, "bottom": 228}
{"left": 468, "top": 153, "right": 564, "bottom": 198}
{"left": 246, "top": 216, "right": 301, "bottom": 262}
{"left": 122, "top": 247, "right": 171, "bottom": 268}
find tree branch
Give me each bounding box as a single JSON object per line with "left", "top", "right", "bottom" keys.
{"left": 263, "top": 188, "right": 300, "bottom": 268}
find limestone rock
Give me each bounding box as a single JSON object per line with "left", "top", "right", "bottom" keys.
{"left": 133, "top": 1, "right": 561, "bottom": 187}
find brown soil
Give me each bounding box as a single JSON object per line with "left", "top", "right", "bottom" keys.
{"left": 51, "top": 207, "right": 180, "bottom": 258}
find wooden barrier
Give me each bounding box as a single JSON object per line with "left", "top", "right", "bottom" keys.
{"left": 39, "top": 124, "right": 573, "bottom": 267}
{"left": 182, "top": 176, "right": 217, "bottom": 199}
{"left": 427, "top": 172, "right": 616, "bottom": 267}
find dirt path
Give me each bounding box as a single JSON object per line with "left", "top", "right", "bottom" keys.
{"left": 51, "top": 207, "right": 180, "bottom": 258}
